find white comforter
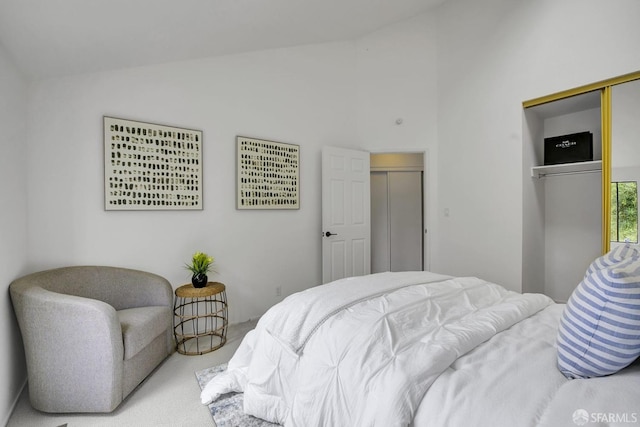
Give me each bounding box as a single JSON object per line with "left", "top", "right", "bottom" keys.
{"left": 201, "top": 271, "right": 553, "bottom": 426}
{"left": 413, "top": 303, "right": 640, "bottom": 427}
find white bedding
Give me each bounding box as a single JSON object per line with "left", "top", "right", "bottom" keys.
{"left": 414, "top": 303, "right": 640, "bottom": 427}
{"left": 201, "top": 271, "right": 555, "bottom": 426}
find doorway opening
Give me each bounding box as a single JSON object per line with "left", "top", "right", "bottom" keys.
{"left": 370, "top": 153, "right": 424, "bottom": 273}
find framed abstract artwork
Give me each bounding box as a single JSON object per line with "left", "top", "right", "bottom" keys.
{"left": 236, "top": 136, "right": 300, "bottom": 210}
{"left": 104, "top": 116, "right": 203, "bottom": 210}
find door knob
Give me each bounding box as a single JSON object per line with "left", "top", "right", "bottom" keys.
{"left": 324, "top": 231, "right": 338, "bottom": 237}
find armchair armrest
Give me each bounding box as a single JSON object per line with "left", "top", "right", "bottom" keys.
{"left": 13, "top": 287, "right": 124, "bottom": 412}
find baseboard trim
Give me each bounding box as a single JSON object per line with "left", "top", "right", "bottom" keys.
{"left": 3, "top": 377, "right": 27, "bottom": 427}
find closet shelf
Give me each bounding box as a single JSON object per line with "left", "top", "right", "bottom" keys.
{"left": 531, "top": 160, "right": 602, "bottom": 179}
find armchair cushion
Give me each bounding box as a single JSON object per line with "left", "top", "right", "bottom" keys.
{"left": 118, "top": 306, "right": 171, "bottom": 360}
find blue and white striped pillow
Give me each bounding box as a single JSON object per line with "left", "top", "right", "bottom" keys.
{"left": 557, "top": 256, "right": 640, "bottom": 379}
{"left": 585, "top": 243, "right": 640, "bottom": 277}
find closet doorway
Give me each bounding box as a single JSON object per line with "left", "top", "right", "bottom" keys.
{"left": 371, "top": 153, "right": 424, "bottom": 273}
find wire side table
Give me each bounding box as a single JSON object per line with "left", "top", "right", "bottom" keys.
{"left": 173, "top": 282, "right": 228, "bottom": 355}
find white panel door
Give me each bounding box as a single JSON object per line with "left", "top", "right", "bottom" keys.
{"left": 322, "top": 146, "right": 371, "bottom": 284}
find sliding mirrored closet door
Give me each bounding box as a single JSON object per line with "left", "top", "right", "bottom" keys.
{"left": 610, "top": 79, "right": 640, "bottom": 250}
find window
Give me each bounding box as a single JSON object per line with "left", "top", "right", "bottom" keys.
{"left": 611, "top": 181, "right": 638, "bottom": 243}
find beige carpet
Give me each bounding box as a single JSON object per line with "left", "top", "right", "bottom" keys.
{"left": 6, "top": 319, "right": 257, "bottom": 427}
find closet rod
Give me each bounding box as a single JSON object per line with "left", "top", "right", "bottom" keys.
{"left": 536, "top": 169, "right": 602, "bottom": 178}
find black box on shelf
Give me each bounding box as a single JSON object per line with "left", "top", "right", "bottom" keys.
{"left": 543, "top": 131, "right": 593, "bottom": 165}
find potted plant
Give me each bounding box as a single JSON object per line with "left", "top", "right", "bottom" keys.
{"left": 185, "top": 251, "right": 214, "bottom": 288}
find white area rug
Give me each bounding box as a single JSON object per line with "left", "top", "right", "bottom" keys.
{"left": 195, "top": 363, "right": 279, "bottom": 427}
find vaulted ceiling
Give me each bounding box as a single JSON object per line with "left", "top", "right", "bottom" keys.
{"left": 0, "top": 0, "right": 445, "bottom": 80}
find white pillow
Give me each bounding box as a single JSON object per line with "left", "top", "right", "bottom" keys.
{"left": 557, "top": 256, "right": 640, "bottom": 379}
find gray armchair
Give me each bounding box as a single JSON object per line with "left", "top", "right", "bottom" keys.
{"left": 9, "top": 266, "right": 174, "bottom": 413}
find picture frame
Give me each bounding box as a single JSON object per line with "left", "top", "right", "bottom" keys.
{"left": 104, "top": 116, "right": 203, "bottom": 210}
{"left": 236, "top": 136, "right": 300, "bottom": 210}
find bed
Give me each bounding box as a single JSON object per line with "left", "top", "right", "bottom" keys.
{"left": 201, "top": 248, "right": 640, "bottom": 427}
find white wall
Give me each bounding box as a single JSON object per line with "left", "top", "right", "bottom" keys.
{"left": 542, "top": 109, "right": 602, "bottom": 302}
{"left": 522, "top": 108, "right": 546, "bottom": 294}
{"left": 543, "top": 172, "right": 601, "bottom": 302}
{"left": 25, "top": 11, "right": 440, "bottom": 323}
{"left": 0, "top": 43, "right": 28, "bottom": 425}
{"left": 26, "top": 42, "right": 359, "bottom": 323}
{"left": 435, "top": 0, "right": 640, "bottom": 291}
{"left": 355, "top": 12, "right": 439, "bottom": 269}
